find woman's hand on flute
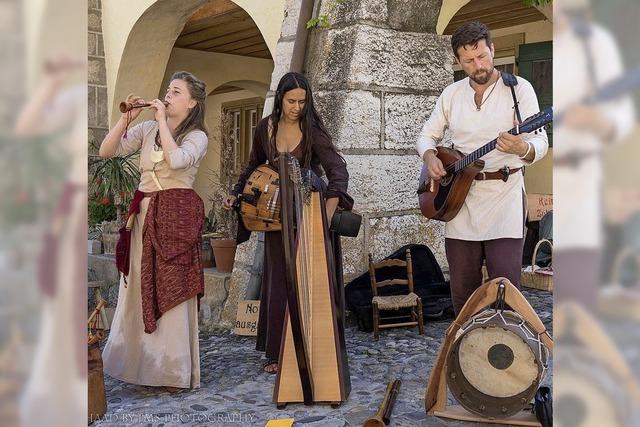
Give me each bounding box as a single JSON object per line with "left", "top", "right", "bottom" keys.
{"left": 122, "top": 93, "right": 145, "bottom": 121}
{"left": 150, "top": 99, "right": 167, "bottom": 122}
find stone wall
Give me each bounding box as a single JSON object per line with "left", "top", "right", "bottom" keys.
{"left": 88, "top": 0, "right": 108, "bottom": 156}
{"left": 219, "top": 0, "right": 311, "bottom": 329}
{"left": 305, "top": 0, "right": 453, "bottom": 278}
{"left": 222, "top": 0, "right": 454, "bottom": 330}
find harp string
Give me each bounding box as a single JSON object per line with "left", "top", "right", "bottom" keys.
{"left": 290, "top": 157, "right": 313, "bottom": 362}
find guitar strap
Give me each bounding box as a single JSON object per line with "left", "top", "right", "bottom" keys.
{"left": 502, "top": 72, "right": 526, "bottom": 176}
{"left": 501, "top": 71, "right": 523, "bottom": 125}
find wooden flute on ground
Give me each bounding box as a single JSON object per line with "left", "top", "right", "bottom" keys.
{"left": 363, "top": 379, "right": 401, "bottom": 426}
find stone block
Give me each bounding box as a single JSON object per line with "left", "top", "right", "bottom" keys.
{"left": 89, "top": 127, "right": 108, "bottom": 152}
{"left": 97, "top": 86, "right": 109, "bottom": 128}
{"left": 88, "top": 9, "right": 102, "bottom": 32}
{"left": 280, "top": 0, "right": 302, "bottom": 38}
{"left": 88, "top": 57, "right": 106, "bottom": 85}
{"left": 220, "top": 268, "right": 252, "bottom": 328}
{"left": 88, "top": 254, "right": 120, "bottom": 284}
{"left": 97, "top": 36, "right": 105, "bottom": 57}
{"left": 88, "top": 86, "right": 97, "bottom": 127}
{"left": 269, "top": 40, "right": 294, "bottom": 91}
{"left": 384, "top": 93, "right": 438, "bottom": 150}
{"left": 314, "top": 90, "right": 381, "bottom": 150}
{"left": 306, "top": 27, "right": 353, "bottom": 89}
{"left": 340, "top": 219, "right": 367, "bottom": 277}
{"left": 88, "top": 239, "right": 102, "bottom": 254}
{"left": 199, "top": 270, "right": 231, "bottom": 331}
{"left": 88, "top": 32, "right": 97, "bottom": 56}
{"left": 367, "top": 214, "right": 446, "bottom": 269}
{"left": 233, "top": 232, "right": 259, "bottom": 267}
{"left": 344, "top": 154, "right": 423, "bottom": 212}
{"left": 307, "top": 25, "right": 453, "bottom": 92}
{"left": 317, "top": 0, "right": 388, "bottom": 28}
{"left": 387, "top": 0, "right": 442, "bottom": 32}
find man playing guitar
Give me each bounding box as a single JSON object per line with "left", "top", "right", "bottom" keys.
{"left": 416, "top": 21, "right": 549, "bottom": 314}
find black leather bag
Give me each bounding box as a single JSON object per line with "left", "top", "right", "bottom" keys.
{"left": 534, "top": 386, "right": 552, "bottom": 427}
{"left": 330, "top": 209, "right": 362, "bottom": 237}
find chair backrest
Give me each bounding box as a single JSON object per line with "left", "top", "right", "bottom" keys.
{"left": 368, "top": 249, "right": 414, "bottom": 297}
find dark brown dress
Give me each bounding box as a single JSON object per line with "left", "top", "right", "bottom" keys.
{"left": 231, "top": 117, "right": 353, "bottom": 362}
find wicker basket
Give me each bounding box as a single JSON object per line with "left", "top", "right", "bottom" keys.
{"left": 521, "top": 238, "right": 553, "bottom": 292}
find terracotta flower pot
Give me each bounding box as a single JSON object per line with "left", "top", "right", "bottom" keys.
{"left": 210, "top": 238, "right": 237, "bottom": 273}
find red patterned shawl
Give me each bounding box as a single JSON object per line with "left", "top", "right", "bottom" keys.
{"left": 140, "top": 188, "right": 204, "bottom": 333}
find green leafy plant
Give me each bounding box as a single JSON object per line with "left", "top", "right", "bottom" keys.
{"left": 205, "top": 167, "right": 237, "bottom": 239}
{"left": 306, "top": 0, "right": 345, "bottom": 29}
{"left": 89, "top": 154, "right": 140, "bottom": 221}
{"left": 88, "top": 198, "right": 117, "bottom": 226}
{"left": 306, "top": 15, "right": 332, "bottom": 29}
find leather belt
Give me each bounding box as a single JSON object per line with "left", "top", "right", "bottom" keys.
{"left": 475, "top": 166, "right": 521, "bottom": 182}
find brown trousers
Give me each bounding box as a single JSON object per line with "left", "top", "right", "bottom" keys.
{"left": 445, "top": 237, "right": 524, "bottom": 315}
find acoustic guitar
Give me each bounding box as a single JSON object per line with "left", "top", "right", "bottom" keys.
{"left": 417, "top": 106, "right": 553, "bottom": 221}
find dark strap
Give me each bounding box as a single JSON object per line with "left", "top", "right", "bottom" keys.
{"left": 475, "top": 166, "right": 522, "bottom": 182}
{"left": 501, "top": 72, "right": 522, "bottom": 125}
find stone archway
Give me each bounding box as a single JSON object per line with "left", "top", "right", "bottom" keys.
{"left": 104, "top": 0, "right": 284, "bottom": 125}
{"left": 436, "top": 0, "right": 552, "bottom": 35}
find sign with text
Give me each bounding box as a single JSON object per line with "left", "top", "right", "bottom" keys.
{"left": 234, "top": 300, "right": 260, "bottom": 336}
{"left": 527, "top": 193, "right": 553, "bottom": 221}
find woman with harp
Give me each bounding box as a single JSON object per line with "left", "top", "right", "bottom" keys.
{"left": 223, "top": 72, "right": 352, "bottom": 377}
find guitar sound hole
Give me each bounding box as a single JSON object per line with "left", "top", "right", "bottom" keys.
{"left": 440, "top": 174, "right": 452, "bottom": 186}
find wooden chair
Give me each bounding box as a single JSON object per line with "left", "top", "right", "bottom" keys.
{"left": 368, "top": 249, "right": 424, "bottom": 340}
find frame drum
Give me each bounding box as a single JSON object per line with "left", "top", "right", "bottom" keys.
{"left": 446, "top": 309, "right": 550, "bottom": 418}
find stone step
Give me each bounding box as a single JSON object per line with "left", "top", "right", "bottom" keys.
{"left": 200, "top": 269, "right": 232, "bottom": 332}
{"left": 88, "top": 254, "right": 233, "bottom": 332}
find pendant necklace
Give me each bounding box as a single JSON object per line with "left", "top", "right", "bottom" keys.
{"left": 475, "top": 72, "right": 500, "bottom": 111}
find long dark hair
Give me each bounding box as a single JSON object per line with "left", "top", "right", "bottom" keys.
{"left": 268, "top": 72, "right": 337, "bottom": 166}
{"left": 170, "top": 71, "right": 209, "bottom": 144}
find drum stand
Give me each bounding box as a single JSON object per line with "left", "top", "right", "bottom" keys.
{"left": 425, "top": 278, "right": 554, "bottom": 426}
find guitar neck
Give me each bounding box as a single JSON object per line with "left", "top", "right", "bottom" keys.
{"left": 449, "top": 106, "right": 552, "bottom": 172}
{"left": 454, "top": 138, "right": 498, "bottom": 171}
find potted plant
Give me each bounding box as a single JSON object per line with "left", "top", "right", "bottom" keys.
{"left": 206, "top": 165, "right": 238, "bottom": 273}
{"left": 200, "top": 205, "right": 220, "bottom": 268}
{"left": 89, "top": 154, "right": 140, "bottom": 254}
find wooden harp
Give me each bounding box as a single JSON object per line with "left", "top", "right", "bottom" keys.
{"left": 273, "top": 153, "right": 350, "bottom": 406}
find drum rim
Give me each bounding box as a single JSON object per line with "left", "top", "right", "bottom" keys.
{"left": 446, "top": 310, "right": 548, "bottom": 418}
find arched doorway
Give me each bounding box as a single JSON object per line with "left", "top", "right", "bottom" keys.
{"left": 106, "top": 0, "right": 283, "bottom": 125}
{"left": 106, "top": 0, "right": 282, "bottom": 222}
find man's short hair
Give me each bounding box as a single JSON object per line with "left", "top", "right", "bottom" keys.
{"left": 451, "top": 21, "right": 492, "bottom": 58}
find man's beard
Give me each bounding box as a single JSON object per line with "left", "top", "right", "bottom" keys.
{"left": 470, "top": 66, "right": 495, "bottom": 85}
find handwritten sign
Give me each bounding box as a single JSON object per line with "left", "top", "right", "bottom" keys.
{"left": 527, "top": 194, "right": 553, "bottom": 221}
{"left": 234, "top": 300, "right": 260, "bottom": 336}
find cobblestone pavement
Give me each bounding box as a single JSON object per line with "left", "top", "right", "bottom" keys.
{"left": 94, "top": 289, "right": 552, "bottom": 427}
